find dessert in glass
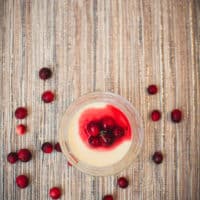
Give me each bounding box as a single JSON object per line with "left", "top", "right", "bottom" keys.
{"left": 59, "top": 92, "right": 143, "bottom": 176}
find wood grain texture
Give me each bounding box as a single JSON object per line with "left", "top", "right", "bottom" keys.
{"left": 0, "top": 0, "right": 200, "bottom": 199}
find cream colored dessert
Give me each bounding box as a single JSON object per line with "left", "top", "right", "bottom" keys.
{"left": 67, "top": 102, "right": 133, "bottom": 167}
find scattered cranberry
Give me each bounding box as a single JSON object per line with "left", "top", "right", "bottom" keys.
{"left": 87, "top": 121, "right": 100, "bottom": 136}
{"left": 100, "top": 133, "right": 114, "bottom": 146}
{"left": 54, "top": 142, "right": 62, "bottom": 152}
{"left": 113, "top": 127, "right": 124, "bottom": 138}
{"left": 49, "top": 187, "right": 61, "bottom": 199}
{"left": 88, "top": 136, "right": 101, "bottom": 147}
{"left": 117, "top": 177, "right": 129, "bottom": 188}
{"left": 42, "top": 142, "right": 53, "bottom": 153}
{"left": 7, "top": 152, "right": 18, "bottom": 164}
{"left": 151, "top": 110, "right": 161, "bottom": 121}
{"left": 152, "top": 151, "right": 163, "bottom": 164}
{"left": 103, "top": 195, "right": 114, "bottom": 200}
{"left": 42, "top": 90, "right": 55, "bottom": 103}
{"left": 102, "top": 117, "right": 115, "bottom": 130}
{"left": 16, "top": 175, "right": 29, "bottom": 188}
{"left": 15, "top": 107, "right": 28, "bottom": 119}
{"left": 171, "top": 109, "right": 182, "bottom": 123}
{"left": 147, "top": 84, "right": 158, "bottom": 95}
{"left": 17, "top": 149, "right": 32, "bottom": 162}
{"left": 39, "top": 67, "right": 52, "bottom": 80}
{"left": 16, "top": 124, "right": 27, "bottom": 135}
{"left": 67, "top": 161, "right": 72, "bottom": 166}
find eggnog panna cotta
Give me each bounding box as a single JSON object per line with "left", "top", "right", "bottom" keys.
{"left": 67, "top": 102, "right": 133, "bottom": 167}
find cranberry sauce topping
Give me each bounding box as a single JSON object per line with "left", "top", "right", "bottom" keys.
{"left": 79, "top": 104, "right": 132, "bottom": 151}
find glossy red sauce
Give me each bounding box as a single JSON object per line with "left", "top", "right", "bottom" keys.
{"left": 79, "top": 104, "right": 132, "bottom": 151}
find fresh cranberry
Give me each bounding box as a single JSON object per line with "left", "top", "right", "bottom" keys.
{"left": 117, "top": 177, "right": 129, "bottom": 188}
{"left": 67, "top": 161, "right": 72, "bottom": 166}
{"left": 16, "top": 124, "right": 27, "bottom": 135}
{"left": 100, "top": 133, "right": 114, "bottom": 146}
{"left": 171, "top": 109, "right": 182, "bottom": 123}
{"left": 39, "top": 67, "right": 52, "bottom": 80}
{"left": 147, "top": 84, "right": 158, "bottom": 95}
{"left": 7, "top": 152, "right": 18, "bottom": 164}
{"left": 87, "top": 121, "right": 100, "bottom": 136}
{"left": 16, "top": 175, "right": 29, "bottom": 188}
{"left": 103, "top": 194, "right": 114, "bottom": 200}
{"left": 151, "top": 110, "right": 161, "bottom": 121}
{"left": 88, "top": 136, "right": 101, "bottom": 147}
{"left": 152, "top": 151, "right": 163, "bottom": 164}
{"left": 49, "top": 187, "right": 61, "bottom": 199}
{"left": 102, "top": 117, "right": 115, "bottom": 130}
{"left": 54, "top": 142, "right": 62, "bottom": 152}
{"left": 42, "top": 91, "right": 55, "bottom": 103}
{"left": 15, "top": 107, "right": 28, "bottom": 119}
{"left": 113, "top": 126, "right": 124, "bottom": 138}
{"left": 42, "top": 142, "right": 53, "bottom": 153}
{"left": 17, "top": 149, "right": 32, "bottom": 162}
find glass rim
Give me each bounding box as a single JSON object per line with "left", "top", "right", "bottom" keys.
{"left": 59, "top": 92, "right": 144, "bottom": 176}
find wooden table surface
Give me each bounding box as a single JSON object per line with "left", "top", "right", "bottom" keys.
{"left": 0, "top": 0, "right": 200, "bottom": 200}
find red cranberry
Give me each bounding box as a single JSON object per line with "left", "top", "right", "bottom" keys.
{"left": 102, "top": 117, "right": 115, "bottom": 130}
{"left": 16, "top": 175, "right": 29, "bottom": 188}
{"left": 87, "top": 121, "right": 100, "bottom": 136}
{"left": 152, "top": 151, "right": 163, "bottom": 164}
{"left": 15, "top": 107, "right": 28, "bottom": 119}
{"left": 17, "top": 149, "right": 32, "bottom": 162}
{"left": 42, "top": 91, "right": 55, "bottom": 103}
{"left": 151, "top": 110, "right": 161, "bottom": 121}
{"left": 67, "top": 161, "right": 72, "bottom": 166}
{"left": 49, "top": 187, "right": 61, "bottom": 199}
{"left": 100, "top": 133, "right": 114, "bottom": 146}
{"left": 147, "top": 84, "right": 158, "bottom": 95}
{"left": 54, "top": 142, "right": 62, "bottom": 152}
{"left": 117, "top": 177, "right": 129, "bottom": 188}
{"left": 113, "top": 127, "right": 124, "bottom": 138}
{"left": 16, "top": 124, "right": 27, "bottom": 135}
{"left": 103, "top": 195, "right": 114, "bottom": 200}
{"left": 39, "top": 67, "right": 52, "bottom": 80}
{"left": 42, "top": 142, "right": 53, "bottom": 153}
{"left": 88, "top": 136, "right": 102, "bottom": 147}
{"left": 7, "top": 152, "right": 18, "bottom": 164}
{"left": 171, "top": 109, "right": 182, "bottom": 123}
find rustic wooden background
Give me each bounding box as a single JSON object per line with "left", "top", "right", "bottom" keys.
{"left": 0, "top": 0, "right": 200, "bottom": 200}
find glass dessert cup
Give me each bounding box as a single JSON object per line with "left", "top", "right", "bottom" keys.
{"left": 59, "top": 92, "right": 143, "bottom": 176}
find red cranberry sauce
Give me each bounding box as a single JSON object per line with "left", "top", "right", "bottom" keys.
{"left": 79, "top": 104, "right": 132, "bottom": 151}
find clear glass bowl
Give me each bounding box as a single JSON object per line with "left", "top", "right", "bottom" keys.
{"left": 59, "top": 92, "right": 143, "bottom": 176}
